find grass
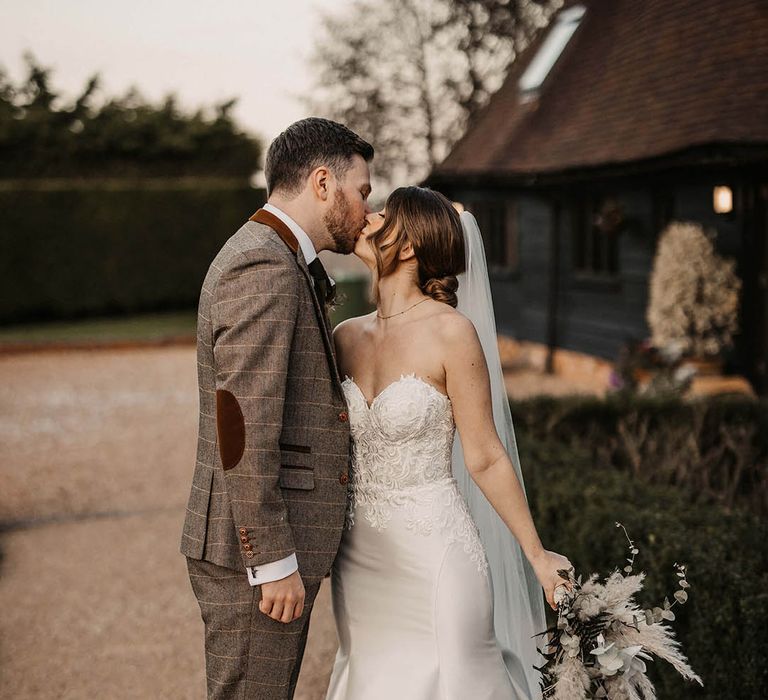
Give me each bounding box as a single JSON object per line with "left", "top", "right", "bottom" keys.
{"left": 0, "top": 279, "right": 374, "bottom": 348}
{"left": 0, "top": 311, "right": 197, "bottom": 345}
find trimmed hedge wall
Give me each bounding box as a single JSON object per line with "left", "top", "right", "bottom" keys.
{"left": 511, "top": 394, "right": 768, "bottom": 517}
{"left": 514, "top": 398, "right": 768, "bottom": 699}
{"left": 0, "top": 183, "right": 265, "bottom": 323}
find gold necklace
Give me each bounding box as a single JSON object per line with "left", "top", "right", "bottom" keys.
{"left": 377, "top": 297, "right": 429, "bottom": 319}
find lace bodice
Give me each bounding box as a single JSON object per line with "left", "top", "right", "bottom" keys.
{"left": 343, "top": 373, "right": 455, "bottom": 488}
{"left": 341, "top": 373, "right": 488, "bottom": 574}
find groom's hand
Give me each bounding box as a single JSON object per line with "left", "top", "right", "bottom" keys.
{"left": 259, "top": 570, "right": 306, "bottom": 623}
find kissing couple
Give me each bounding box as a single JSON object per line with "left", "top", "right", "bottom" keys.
{"left": 181, "top": 117, "right": 572, "bottom": 700}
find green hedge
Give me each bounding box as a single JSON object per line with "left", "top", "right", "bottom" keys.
{"left": 0, "top": 183, "right": 265, "bottom": 323}
{"left": 515, "top": 405, "right": 768, "bottom": 699}
{"left": 330, "top": 277, "right": 375, "bottom": 326}
{"left": 510, "top": 394, "right": 768, "bottom": 517}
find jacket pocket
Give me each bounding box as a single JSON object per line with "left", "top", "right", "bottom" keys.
{"left": 279, "top": 442, "right": 311, "bottom": 454}
{"left": 279, "top": 466, "right": 315, "bottom": 490}
{"left": 279, "top": 443, "right": 313, "bottom": 469}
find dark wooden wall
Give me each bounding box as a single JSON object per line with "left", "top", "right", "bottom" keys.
{"left": 447, "top": 169, "right": 766, "bottom": 391}
{"left": 453, "top": 187, "right": 654, "bottom": 360}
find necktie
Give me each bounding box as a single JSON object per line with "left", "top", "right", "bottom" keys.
{"left": 307, "top": 257, "right": 336, "bottom": 306}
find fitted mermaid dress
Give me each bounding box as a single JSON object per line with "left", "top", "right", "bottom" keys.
{"left": 325, "top": 374, "right": 531, "bottom": 700}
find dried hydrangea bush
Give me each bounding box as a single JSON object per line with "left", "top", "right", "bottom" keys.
{"left": 646, "top": 221, "right": 741, "bottom": 358}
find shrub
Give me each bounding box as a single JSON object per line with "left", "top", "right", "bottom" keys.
{"left": 0, "top": 184, "right": 265, "bottom": 323}
{"left": 646, "top": 221, "right": 741, "bottom": 358}
{"left": 520, "top": 434, "right": 768, "bottom": 699}
{"left": 510, "top": 394, "right": 768, "bottom": 517}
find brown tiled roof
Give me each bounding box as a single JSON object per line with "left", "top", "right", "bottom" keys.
{"left": 432, "top": 0, "right": 768, "bottom": 179}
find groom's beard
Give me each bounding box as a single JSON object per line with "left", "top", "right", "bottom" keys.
{"left": 324, "top": 191, "right": 357, "bottom": 255}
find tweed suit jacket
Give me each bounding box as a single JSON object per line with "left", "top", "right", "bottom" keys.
{"left": 181, "top": 209, "right": 351, "bottom": 579}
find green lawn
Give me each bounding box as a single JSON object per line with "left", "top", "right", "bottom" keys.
{"left": 0, "top": 279, "right": 373, "bottom": 347}
{"left": 0, "top": 311, "right": 197, "bottom": 345}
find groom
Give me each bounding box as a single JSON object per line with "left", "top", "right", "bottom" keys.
{"left": 181, "top": 117, "right": 373, "bottom": 699}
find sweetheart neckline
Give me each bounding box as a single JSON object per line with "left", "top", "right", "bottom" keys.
{"left": 341, "top": 373, "right": 451, "bottom": 411}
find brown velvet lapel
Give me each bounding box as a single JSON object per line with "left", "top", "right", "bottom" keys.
{"left": 250, "top": 208, "right": 299, "bottom": 256}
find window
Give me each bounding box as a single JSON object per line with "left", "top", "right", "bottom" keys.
{"left": 467, "top": 199, "right": 518, "bottom": 273}
{"left": 572, "top": 196, "right": 621, "bottom": 278}
{"left": 518, "top": 5, "right": 585, "bottom": 100}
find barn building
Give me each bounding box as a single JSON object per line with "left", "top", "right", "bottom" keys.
{"left": 427, "top": 0, "right": 768, "bottom": 393}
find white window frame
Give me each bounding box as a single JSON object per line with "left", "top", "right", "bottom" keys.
{"left": 519, "top": 5, "right": 586, "bottom": 100}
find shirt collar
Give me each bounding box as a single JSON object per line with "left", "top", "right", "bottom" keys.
{"left": 262, "top": 203, "right": 317, "bottom": 265}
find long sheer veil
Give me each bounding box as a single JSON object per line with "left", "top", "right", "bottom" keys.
{"left": 451, "top": 210, "right": 546, "bottom": 699}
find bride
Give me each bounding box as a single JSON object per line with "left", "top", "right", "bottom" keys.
{"left": 325, "top": 186, "right": 572, "bottom": 700}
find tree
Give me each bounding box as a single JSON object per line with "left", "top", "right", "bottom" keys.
{"left": 309, "top": 0, "right": 560, "bottom": 186}
{"left": 0, "top": 53, "right": 261, "bottom": 179}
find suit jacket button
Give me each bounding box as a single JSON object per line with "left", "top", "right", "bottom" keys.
{"left": 338, "top": 411, "right": 348, "bottom": 422}
{"left": 243, "top": 543, "right": 252, "bottom": 551}
{"left": 240, "top": 536, "right": 248, "bottom": 543}
{"left": 239, "top": 528, "right": 247, "bottom": 535}
{"left": 339, "top": 473, "right": 349, "bottom": 485}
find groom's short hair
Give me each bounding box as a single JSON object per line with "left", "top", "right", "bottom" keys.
{"left": 265, "top": 118, "right": 374, "bottom": 197}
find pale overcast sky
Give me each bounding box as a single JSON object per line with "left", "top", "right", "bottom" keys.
{"left": 1, "top": 0, "right": 340, "bottom": 145}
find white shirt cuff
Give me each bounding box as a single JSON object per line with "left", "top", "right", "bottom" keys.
{"left": 246, "top": 553, "right": 298, "bottom": 586}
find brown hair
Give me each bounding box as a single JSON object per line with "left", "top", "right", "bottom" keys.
{"left": 368, "top": 186, "right": 465, "bottom": 307}
{"left": 265, "top": 117, "right": 374, "bottom": 196}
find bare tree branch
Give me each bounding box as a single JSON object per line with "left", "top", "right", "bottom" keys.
{"left": 308, "top": 0, "right": 560, "bottom": 185}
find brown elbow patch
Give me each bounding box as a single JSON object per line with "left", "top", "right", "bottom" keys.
{"left": 216, "top": 390, "right": 245, "bottom": 470}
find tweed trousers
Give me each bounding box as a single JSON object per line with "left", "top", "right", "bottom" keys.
{"left": 187, "top": 558, "right": 322, "bottom": 700}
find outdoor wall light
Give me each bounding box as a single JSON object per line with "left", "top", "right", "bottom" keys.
{"left": 713, "top": 185, "right": 733, "bottom": 214}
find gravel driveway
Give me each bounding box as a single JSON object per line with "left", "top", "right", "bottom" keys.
{"left": 0, "top": 346, "right": 338, "bottom": 699}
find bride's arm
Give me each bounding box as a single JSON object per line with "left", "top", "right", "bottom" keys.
{"left": 442, "top": 312, "right": 571, "bottom": 609}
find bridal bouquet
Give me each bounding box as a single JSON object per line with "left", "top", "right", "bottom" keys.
{"left": 536, "top": 523, "right": 702, "bottom": 700}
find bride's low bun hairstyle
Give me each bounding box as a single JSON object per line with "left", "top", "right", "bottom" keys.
{"left": 369, "top": 186, "right": 465, "bottom": 308}
{"left": 422, "top": 275, "right": 460, "bottom": 307}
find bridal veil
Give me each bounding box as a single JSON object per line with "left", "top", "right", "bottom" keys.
{"left": 451, "top": 210, "right": 546, "bottom": 699}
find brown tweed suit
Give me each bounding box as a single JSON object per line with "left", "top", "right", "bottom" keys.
{"left": 180, "top": 209, "right": 351, "bottom": 699}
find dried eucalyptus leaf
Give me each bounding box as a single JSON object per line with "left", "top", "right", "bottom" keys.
{"left": 645, "top": 610, "right": 654, "bottom": 625}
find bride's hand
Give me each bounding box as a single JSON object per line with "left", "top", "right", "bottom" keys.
{"left": 531, "top": 549, "right": 573, "bottom": 611}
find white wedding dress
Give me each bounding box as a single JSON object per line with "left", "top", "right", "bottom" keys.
{"left": 325, "top": 373, "right": 532, "bottom": 700}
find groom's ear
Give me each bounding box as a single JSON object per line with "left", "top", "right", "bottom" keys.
{"left": 309, "top": 166, "right": 332, "bottom": 202}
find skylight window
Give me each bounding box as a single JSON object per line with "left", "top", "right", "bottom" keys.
{"left": 518, "top": 5, "right": 585, "bottom": 99}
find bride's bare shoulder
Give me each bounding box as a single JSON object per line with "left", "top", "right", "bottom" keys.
{"left": 425, "top": 307, "right": 484, "bottom": 372}
{"left": 427, "top": 305, "right": 478, "bottom": 344}
{"left": 333, "top": 311, "right": 375, "bottom": 349}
